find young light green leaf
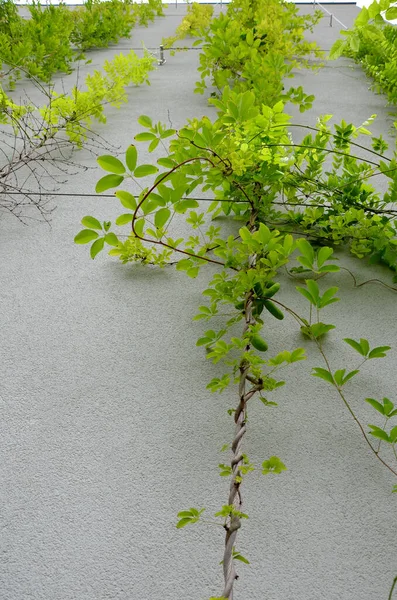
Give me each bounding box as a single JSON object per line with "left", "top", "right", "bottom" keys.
{"left": 134, "top": 217, "right": 145, "bottom": 237}
{"left": 97, "top": 155, "right": 126, "bottom": 174}
{"left": 155, "top": 207, "right": 171, "bottom": 229}
{"left": 385, "top": 6, "right": 397, "bottom": 19}
{"left": 115, "top": 191, "right": 137, "bottom": 210}
{"left": 105, "top": 233, "right": 119, "bottom": 246}
{"left": 125, "top": 145, "right": 138, "bottom": 172}
{"left": 134, "top": 165, "right": 159, "bottom": 178}
{"left": 95, "top": 174, "right": 124, "bottom": 193}
{"left": 81, "top": 216, "right": 102, "bottom": 230}
{"left": 158, "top": 157, "right": 175, "bottom": 168}
{"left": 176, "top": 518, "right": 192, "bottom": 529}
{"left": 134, "top": 132, "right": 156, "bottom": 142}
{"left": 115, "top": 213, "right": 134, "bottom": 226}
{"left": 137, "top": 115, "right": 153, "bottom": 128}
{"left": 74, "top": 229, "right": 99, "bottom": 244}
{"left": 296, "top": 239, "right": 315, "bottom": 264}
{"left": 317, "top": 246, "right": 334, "bottom": 268}
{"left": 232, "top": 549, "right": 250, "bottom": 564}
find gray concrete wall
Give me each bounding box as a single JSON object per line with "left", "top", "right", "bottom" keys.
{"left": 1, "top": 5, "right": 397, "bottom": 600}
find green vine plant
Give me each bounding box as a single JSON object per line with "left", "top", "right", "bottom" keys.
{"left": 74, "top": 0, "right": 397, "bottom": 597}
{"left": 0, "top": 0, "right": 163, "bottom": 86}
{"left": 194, "top": 0, "right": 323, "bottom": 113}
{"left": 74, "top": 99, "right": 397, "bottom": 597}
{"left": 0, "top": 50, "right": 156, "bottom": 221}
{"left": 330, "top": 0, "right": 397, "bottom": 114}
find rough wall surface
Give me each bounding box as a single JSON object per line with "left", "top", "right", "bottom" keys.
{"left": 1, "top": 5, "right": 397, "bottom": 600}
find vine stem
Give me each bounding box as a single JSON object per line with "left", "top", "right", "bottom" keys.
{"left": 389, "top": 576, "right": 397, "bottom": 600}
{"left": 222, "top": 211, "right": 260, "bottom": 599}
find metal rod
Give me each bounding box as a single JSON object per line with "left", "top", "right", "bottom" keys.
{"left": 158, "top": 44, "right": 166, "bottom": 66}
{"left": 330, "top": 13, "right": 333, "bottom": 27}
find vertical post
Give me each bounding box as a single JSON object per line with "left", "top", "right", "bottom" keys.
{"left": 330, "top": 13, "right": 333, "bottom": 27}
{"left": 159, "top": 44, "right": 166, "bottom": 66}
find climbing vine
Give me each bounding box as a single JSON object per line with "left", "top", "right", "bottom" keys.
{"left": 0, "top": 50, "right": 156, "bottom": 220}
{"left": 0, "top": 0, "right": 163, "bottom": 85}
{"left": 330, "top": 0, "right": 397, "bottom": 110}
{"left": 75, "top": 1, "right": 397, "bottom": 598}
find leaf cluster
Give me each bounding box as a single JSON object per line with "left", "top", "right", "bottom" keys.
{"left": 0, "top": 0, "right": 163, "bottom": 85}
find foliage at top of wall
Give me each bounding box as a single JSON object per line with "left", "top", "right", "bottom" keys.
{"left": 161, "top": 2, "right": 214, "bottom": 52}
{"left": 330, "top": 0, "right": 397, "bottom": 109}
{"left": 0, "top": 0, "right": 163, "bottom": 85}
{"left": 194, "top": 0, "right": 323, "bottom": 109}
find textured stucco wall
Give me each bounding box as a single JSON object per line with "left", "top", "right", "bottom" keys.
{"left": 1, "top": 5, "right": 397, "bottom": 600}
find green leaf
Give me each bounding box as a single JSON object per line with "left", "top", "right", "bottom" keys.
{"left": 134, "top": 217, "right": 145, "bottom": 237}
{"left": 312, "top": 367, "right": 335, "bottom": 385}
{"left": 329, "top": 39, "right": 346, "bottom": 60}
{"left": 296, "top": 286, "right": 315, "bottom": 305}
{"left": 296, "top": 239, "right": 315, "bottom": 264}
{"left": 115, "top": 191, "right": 137, "bottom": 210}
{"left": 134, "top": 165, "right": 159, "bottom": 178}
{"left": 233, "top": 551, "right": 250, "bottom": 564}
{"left": 177, "top": 510, "right": 194, "bottom": 518}
{"left": 125, "top": 145, "right": 137, "bottom": 172}
{"left": 344, "top": 338, "right": 367, "bottom": 356}
{"left": 134, "top": 132, "right": 156, "bottom": 142}
{"left": 116, "top": 213, "right": 134, "bottom": 226}
{"left": 90, "top": 237, "right": 104, "bottom": 259}
{"left": 148, "top": 138, "right": 160, "bottom": 152}
{"left": 176, "top": 518, "right": 192, "bottom": 529}
{"left": 95, "top": 174, "right": 124, "bottom": 193}
{"left": 368, "top": 346, "right": 391, "bottom": 359}
{"left": 368, "top": 425, "right": 390, "bottom": 442}
{"left": 158, "top": 157, "right": 175, "bottom": 168}
{"left": 97, "top": 155, "right": 126, "bottom": 174}
{"left": 309, "top": 323, "right": 335, "bottom": 339}
{"left": 262, "top": 456, "right": 287, "bottom": 475}
{"left": 341, "top": 369, "right": 359, "bottom": 385}
{"left": 365, "top": 398, "right": 385, "bottom": 415}
{"left": 105, "top": 233, "right": 119, "bottom": 246}
{"left": 318, "top": 265, "right": 340, "bottom": 273}
{"left": 306, "top": 279, "right": 320, "bottom": 303}
{"left": 74, "top": 229, "right": 99, "bottom": 244}
{"left": 319, "top": 286, "right": 339, "bottom": 308}
{"left": 154, "top": 207, "right": 171, "bottom": 229}
{"left": 81, "top": 216, "right": 102, "bottom": 230}
{"left": 317, "top": 246, "right": 333, "bottom": 268}
{"left": 385, "top": 6, "right": 397, "bottom": 19}
{"left": 389, "top": 426, "right": 397, "bottom": 444}
{"left": 383, "top": 398, "right": 394, "bottom": 416}
{"left": 138, "top": 115, "right": 153, "bottom": 128}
